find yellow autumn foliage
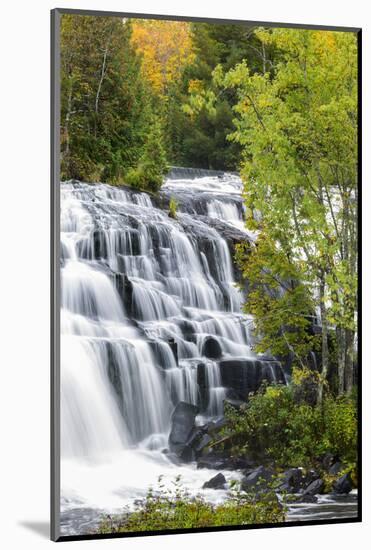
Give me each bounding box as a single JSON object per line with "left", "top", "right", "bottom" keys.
{"left": 131, "top": 19, "right": 195, "bottom": 95}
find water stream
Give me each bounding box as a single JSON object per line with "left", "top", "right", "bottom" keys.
{"left": 60, "top": 173, "right": 356, "bottom": 535}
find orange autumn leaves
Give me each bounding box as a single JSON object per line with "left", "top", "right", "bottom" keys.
{"left": 131, "top": 19, "right": 195, "bottom": 95}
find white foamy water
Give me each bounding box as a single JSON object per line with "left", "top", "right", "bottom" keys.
{"left": 59, "top": 173, "right": 286, "bottom": 535}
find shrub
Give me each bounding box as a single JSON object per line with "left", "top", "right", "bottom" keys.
{"left": 320, "top": 395, "right": 358, "bottom": 467}
{"left": 124, "top": 166, "right": 146, "bottom": 189}
{"left": 99, "top": 476, "right": 284, "bottom": 534}
{"left": 222, "top": 383, "right": 357, "bottom": 470}
{"left": 169, "top": 197, "right": 178, "bottom": 219}
{"left": 124, "top": 115, "right": 168, "bottom": 193}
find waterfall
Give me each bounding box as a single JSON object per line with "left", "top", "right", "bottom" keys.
{"left": 60, "top": 173, "right": 286, "bottom": 523}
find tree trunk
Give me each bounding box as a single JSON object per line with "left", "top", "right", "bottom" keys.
{"left": 337, "top": 326, "right": 345, "bottom": 395}
{"left": 344, "top": 328, "right": 355, "bottom": 393}
{"left": 318, "top": 278, "right": 329, "bottom": 406}
{"left": 262, "top": 42, "right": 266, "bottom": 74}
{"left": 95, "top": 46, "right": 109, "bottom": 115}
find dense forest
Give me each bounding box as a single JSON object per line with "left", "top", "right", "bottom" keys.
{"left": 60, "top": 16, "right": 278, "bottom": 183}
{"left": 60, "top": 15, "right": 359, "bottom": 532}
{"left": 61, "top": 14, "right": 358, "bottom": 394}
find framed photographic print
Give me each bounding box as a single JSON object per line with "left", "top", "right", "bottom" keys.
{"left": 51, "top": 8, "right": 361, "bottom": 541}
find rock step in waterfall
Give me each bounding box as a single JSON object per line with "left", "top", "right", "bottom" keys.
{"left": 60, "top": 171, "right": 287, "bottom": 462}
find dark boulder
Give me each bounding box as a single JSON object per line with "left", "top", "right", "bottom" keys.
{"left": 203, "top": 473, "right": 227, "bottom": 490}
{"left": 201, "top": 337, "right": 222, "bottom": 359}
{"left": 333, "top": 473, "right": 353, "bottom": 495}
{"left": 303, "top": 478, "right": 324, "bottom": 496}
{"left": 301, "top": 469, "right": 320, "bottom": 487}
{"left": 168, "top": 402, "right": 199, "bottom": 455}
{"left": 278, "top": 468, "right": 303, "bottom": 493}
{"left": 329, "top": 462, "right": 344, "bottom": 476}
{"left": 241, "top": 466, "right": 273, "bottom": 493}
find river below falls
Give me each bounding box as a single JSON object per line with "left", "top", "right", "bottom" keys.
{"left": 60, "top": 491, "right": 358, "bottom": 536}
{"left": 59, "top": 448, "right": 357, "bottom": 536}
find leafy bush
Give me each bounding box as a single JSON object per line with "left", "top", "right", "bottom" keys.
{"left": 222, "top": 383, "right": 357, "bottom": 470}
{"left": 124, "top": 116, "right": 168, "bottom": 193}
{"left": 124, "top": 166, "right": 147, "bottom": 189}
{"left": 169, "top": 197, "right": 178, "bottom": 219}
{"left": 320, "top": 395, "right": 358, "bottom": 466}
{"left": 99, "top": 476, "right": 284, "bottom": 534}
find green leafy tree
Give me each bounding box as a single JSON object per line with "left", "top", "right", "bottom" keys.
{"left": 219, "top": 29, "right": 358, "bottom": 399}
{"left": 235, "top": 236, "right": 317, "bottom": 367}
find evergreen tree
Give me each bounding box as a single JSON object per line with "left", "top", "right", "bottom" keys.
{"left": 125, "top": 115, "right": 168, "bottom": 193}
{"left": 168, "top": 23, "right": 278, "bottom": 170}
{"left": 60, "top": 15, "right": 151, "bottom": 182}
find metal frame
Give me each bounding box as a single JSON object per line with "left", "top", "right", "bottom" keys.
{"left": 50, "top": 8, "right": 362, "bottom": 542}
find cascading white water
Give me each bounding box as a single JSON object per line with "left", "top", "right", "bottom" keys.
{"left": 60, "top": 173, "right": 279, "bottom": 534}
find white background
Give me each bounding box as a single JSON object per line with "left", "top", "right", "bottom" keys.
{"left": 0, "top": 0, "right": 369, "bottom": 548}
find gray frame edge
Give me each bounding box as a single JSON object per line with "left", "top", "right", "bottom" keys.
{"left": 51, "top": 7, "right": 61, "bottom": 542}
{"left": 53, "top": 7, "right": 361, "bottom": 33}
{"left": 50, "top": 8, "right": 361, "bottom": 542}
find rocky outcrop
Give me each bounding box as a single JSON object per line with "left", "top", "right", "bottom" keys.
{"left": 302, "top": 478, "right": 324, "bottom": 496}
{"left": 333, "top": 473, "right": 353, "bottom": 495}
{"left": 168, "top": 402, "right": 199, "bottom": 458}
{"left": 219, "top": 358, "right": 286, "bottom": 400}
{"left": 201, "top": 336, "right": 223, "bottom": 359}
{"left": 241, "top": 466, "right": 273, "bottom": 493}
{"left": 277, "top": 468, "right": 304, "bottom": 493}
{"left": 202, "top": 473, "right": 227, "bottom": 490}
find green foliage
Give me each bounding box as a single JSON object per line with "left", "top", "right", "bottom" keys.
{"left": 99, "top": 475, "right": 284, "bottom": 533}
{"left": 166, "top": 23, "right": 279, "bottom": 170}
{"left": 222, "top": 382, "right": 357, "bottom": 469}
{"left": 319, "top": 393, "right": 358, "bottom": 465}
{"left": 216, "top": 29, "right": 358, "bottom": 393}
{"left": 125, "top": 116, "right": 168, "bottom": 193}
{"left": 60, "top": 15, "right": 159, "bottom": 184}
{"left": 235, "top": 237, "right": 318, "bottom": 365}
{"left": 168, "top": 196, "right": 178, "bottom": 219}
